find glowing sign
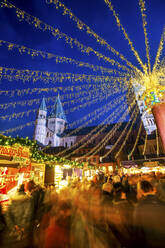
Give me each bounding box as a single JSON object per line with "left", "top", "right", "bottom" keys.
{"left": 0, "top": 144, "right": 30, "bottom": 166}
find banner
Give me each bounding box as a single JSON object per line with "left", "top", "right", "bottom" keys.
{"left": 0, "top": 144, "right": 31, "bottom": 166}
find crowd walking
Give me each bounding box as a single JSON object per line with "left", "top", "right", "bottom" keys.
{"left": 0, "top": 171, "right": 165, "bottom": 248}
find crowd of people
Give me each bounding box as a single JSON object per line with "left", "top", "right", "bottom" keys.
{"left": 0, "top": 171, "right": 165, "bottom": 248}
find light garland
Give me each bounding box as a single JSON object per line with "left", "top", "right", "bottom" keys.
{"left": 0, "top": 0, "right": 132, "bottom": 72}
{"left": 153, "top": 27, "right": 165, "bottom": 72}
{"left": 0, "top": 88, "right": 115, "bottom": 120}
{"left": 0, "top": 82, "right": 123, "bottom": 97}
{"left": 79, "top": 99, "right": 137, "bottom": 158}
{"left": 0, "top": 39, "right": 127, "bottom": 76}
{"left": 139, "top": 0, "right": 151, "bottom": 74}
{"left": 1, "top": 91, "right": 127, "bottom": 135}
{"left": 142, "top": 131, "right": 148, "bottom": 155}
{"left": 68, "top": 90, "right": 129, "bottom": 129}
{"left": 0, "top": 84, "right": 124, "bottom": 110}
{"left": 1, "top": 121, "right": 35, "bottom": 134}
{"left": 0, "top": 66, "right": 130, "bottom": 84}
{"left": 0, "top": 135, "right": 84, "bottom": 168}
{"left": 59, "top": 98, "right": 129, "bottom": 158}
{"left": 45, "top": 0, "right": 141, "bottom": 74}
{"left": 114, "top": 109, "right": 139, "bottom": 159}
{"left": 96, "top": 103, "right": 138, "bottom": 159}
{"left": 128, "top": 121, "right": 143, "bottom": 158}
{"left": 104, "top": 0, "right": 146, "bottom": 72}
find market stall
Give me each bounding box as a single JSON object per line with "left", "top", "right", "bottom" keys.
{"left": 0, "top": 142, "right": 31, "bottom": 207}
{"left": 121, "top": 159, "right": 165, "bottom": 175}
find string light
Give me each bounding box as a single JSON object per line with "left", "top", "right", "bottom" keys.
{"left": 128, "top": 121, "right": 143, "bottom": 158}
{"left": 0, "top": 135, "right": 83, "bottom": 167}
{"left": 68, "top": 91, "right": 128, "bottom": 129}
{"left": 0, "top": 88, "right": 116, "bottom": 120}
{"left": 0, "top": 84, "right": 125, "bottom": 110}
{"left": 0, "top": 0, "right": 131, "bottom": 72}
{"left": 45, "top": 0, "right": 141, "bottom": 74}
{"left": 58, "top": 97, "right": 129, "bottom": 158}
{"left": 1, "top": 121, "right": 35, "bottom": 135}
{"left": 139, "top": 0, "right": 151, "bottom": 74}
{"left": 78, "top": 99, "right": 137, "bottom": 158}
{"left": 104, "top": 0, "right": 146, "bottom": 72}
{"left": 114, "top": 109, "right": 139, "bottom": 159}
{"left": 153, "top": 27, "right": 165, "bottom": 72}
{"left": 1, "top": 92, "right": 127, "bottom": 135}
{"left": 99, "top": 104, "right": 139, "bottom": 159}
{"left": 0, "top": 81, "right": 127, "bottom": 98}
{"left": 142, "top": 131, "right": 148, "bottom": 155}
{"left": 0, "top": 66, "right": 130, "bottom": 84}
{"left": 0, "top": 39, "right": 127, "bottom": 76}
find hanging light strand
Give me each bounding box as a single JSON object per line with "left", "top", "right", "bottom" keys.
{"left": 86, "top": 101, "right": 138, "bottom": 158}
{"left": 142, "top": 131, "right": 148, "bottom": 155}
{"left": 128, "top": 121, "right": 143, "bottom": 158}
{"left": 153, "top": 27, "right": 165, "bottom": 71}
{"left": 139, "top": 0, "right": 151, "bottom": 74}
{"left": 74, "top": 97, "right": 136, "bottom": 158}
{"left": 68, "top": 91, "right": 129, "bottom": 129}
{"left": 0, "top": 81, "right": 124, "bottom": 97}
{"left": 0, "top": 0, "right": 132, "bottom": 72}
{"left": 104, "top": 0, "right": 146, "bottom": 72}
{"left": 0, "top": 86, "right": 126, "bottom": 120}
{"left": 0, "top": 39, "right": 128, "bottom": 76}
{"left": 98, "top": 104, "right": 137, "bottom": 158}
{"left": 0, "top": 66, "right": 130, "bottom": 84}
{"left": 1, "top": 121, "right": 35, "bottom": 135}
{"left": 60, "top": 99, "right": 129, "bottom": 158}
{"left": 0, "top": 84, "right": 126, "bottom": 110}
{"left": 45, "top": 0, "right": 141, "bottom": 74}
{"left": 1, "top": 91, "right": 127, "bottom": 136}
{"left": 114, "top": 110, "right": 138, "bottom": 159}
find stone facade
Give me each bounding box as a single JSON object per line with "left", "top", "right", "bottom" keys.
{"left": 34, "top": 95, "right": 77, "bottom": 148}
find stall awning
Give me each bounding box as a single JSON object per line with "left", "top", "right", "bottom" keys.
{"left": 121, "top": 157, "right": 165, "bottom": 168}
{"left": 0, "top": 160, "right": 19, "bottom": 168}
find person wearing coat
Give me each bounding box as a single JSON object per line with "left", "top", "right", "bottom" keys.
{"left": 3, "top": 188, "right": 34, "bottom": 248}
{"left": 133, "top": 180, "right": 165, "bottom": 248}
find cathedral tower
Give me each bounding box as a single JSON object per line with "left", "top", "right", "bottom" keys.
{"left": 34, "top": 97, "right": 47, "bottom": 145}
{"left": 47, "top": 94, "right": 67, "bottom": 135}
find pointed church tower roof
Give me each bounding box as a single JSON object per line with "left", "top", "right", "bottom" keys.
{"left": 39, "top": 97, "right": 47, "bottom": 111}
{"left": 50, "top": 94, "right": 67, "bottom": 121}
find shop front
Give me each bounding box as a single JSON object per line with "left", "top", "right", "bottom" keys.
{"left": 121, "top": 158, "right": 165, "bottom": 175}
{"left": 0, "top": 143, "right": 31, "bottom": 206}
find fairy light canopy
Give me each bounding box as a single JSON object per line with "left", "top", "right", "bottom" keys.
{"left": 0, "top": 0, "right": 164, "bottom": 160}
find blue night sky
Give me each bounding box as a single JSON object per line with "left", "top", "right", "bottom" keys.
{"left": 0, "top": 0, "right": 164, "bottom": 139}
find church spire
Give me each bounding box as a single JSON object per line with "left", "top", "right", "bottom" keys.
{"left": 50, "top": 94, "right": 67, "bottom": 121}
{"left": 39, "top": 97, "right": 47, "bottom": 111}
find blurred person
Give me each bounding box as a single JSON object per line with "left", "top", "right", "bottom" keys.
{"left": 70, "top": 191, "right": 90, "bottom": 248}
{"left": 3, "top": 186, "right": 34, "bottom": 248}
{"left": 44, "top": 198, "right": 72, "bottom": 248}
{"left": 102, "top": 178, "right": 113, "bottom": 204}
{"left": 125, "top": 175, "right": 137, "bottom": 204}
{"left": 134, "top": 180, "right": 165, "bottom": 248}
{"left": 156, "top": 179, "right": 165, "bottom": 203}
{"left": 18, "top": 184, "right": 26, "bottom": 196}
{"left": 108, "top": 182, "right": 134, "bottom": 248}
{"left": 35, "top": 190, "right": 59, "bottom": 248}
{"left": 86, "top": 186, "right": 120, "bottom": 248}
{"left": 112, "top": 175, "right": 121, "bottom": 184}
{"left": 27, "top": 181, "right": 45, "bottom": 224}
{"left": 0, "top": 202, "right": 6, "bottom": 247}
